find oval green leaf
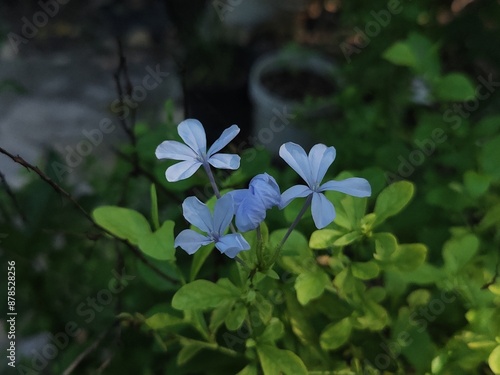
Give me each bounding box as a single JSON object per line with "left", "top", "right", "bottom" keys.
{"left": 172, "top": 279, "right": 239, "bottom": 310}
{"left": 92, "top": 206, "right": 151, "bottom": 245}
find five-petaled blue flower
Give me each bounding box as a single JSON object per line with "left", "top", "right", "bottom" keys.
{"left": 155, "top": 119, "right": 241, "bottom": 182}
{"left": 230, "top": 173, "right": 281, "bottom": 232}
{"left": 175, "top": 194, "right": 250, "bottom": 258}
{"left": 279, "top": 142, "right": 371, "bottom": 229}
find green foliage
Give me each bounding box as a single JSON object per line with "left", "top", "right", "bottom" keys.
{"left": 2, "top": 2, "right": 500, "bottom": 374}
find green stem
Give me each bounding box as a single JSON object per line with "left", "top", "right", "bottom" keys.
{"left": 268, "top": 194, "right": 312, "bottom": 266}
{"left": 256, "top": 225, "right": 263, "bottom": 266}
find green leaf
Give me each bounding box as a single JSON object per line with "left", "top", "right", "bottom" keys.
{"left": 464, "top": 170, "right": 491, "bottom": 198}
{"left": 177, "top": 341, "right": 206, "bottom": 365}
{"left": 225, "top": 302, "right": 247, "bottom": 330}
{"left": 260, "top": 318, "right": 284, "bottom": 343}
{"left": 236, "top": 365, "right": 258, "bottom": 375}
{"left": 254, "top": 293, "right": 273, "bottom": 323}
{"left": 434, "top": 73, "right": 476, "bottom": 102}
{"left": 269, "top": 229, "right": 309, "bottom": 257}
{"left": 442, "top": 233, "right": 480, "bottom": 273}
{"left": 355, "top": 299, "right": 388, "bottom": 331}
{"left": 295, "top": 271, "right": 330, "bottom": 305}
{"left": 138, "top": 220, "right": 175, "bottom": 260}
{"left": 145, "top": 312, "right": 184, "bottom": 330}
{"left": 320, "top": 318, "right": 352, "bottom": 350}
{"left": 190, "top": 244, "right": 215, "bottom": 281}
{"left": 334, "top": 268, "right": 355, "bottom": 294}
{"left": 333, "top": 231, "right": 362, "bottom": 247}
{"left": 92, "top": 206, "right": 151, "bottom": 245}
{"left": 309, "top": 229, "right": 343, "bottom": 249}
{"left": 150, "top": 184, "right": 160, "bottom": 230}
{"left": 172, "top": 279, "right": 239, "bottom": 310}
{"left": 373, "top": 232, "right": 398, "bottom": 261}
{"left": 489, "top": 345, "right": 500, "bottom": 374}
{"left": 479, "top": 135, "right": 500, "bottom": 180}
{"left": 383, "top": 42, "right": 416, "bottom": 67}
{"left": 374, "top": 181, "right": 414, "bottom": 226}
{"left": 209, "top": 302, "right": 233, "bottom": 334}
{"left": 325, "top": 188, "right": 367, "bottom": 230}
{"left": 479, "top": 204, "right": 500, "bottom": 231}
{"left": 390, "top": 244, "right": 427, "bottom": 272}
{"left": 351, "top": 261, "right": 379, "bottom": 280}
{"left": 257, "top": 344, "right": 308, "bottom": 375}
{"left": 406, "top": 33, "right": 441, "bottom": 79}
{"left": 185, "top": 310, "right": 210, "bottom": 340}
{"left": 474, "top": 115, "right": 500, "bottom": 138}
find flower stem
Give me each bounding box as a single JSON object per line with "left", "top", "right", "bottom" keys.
{"left": 203, "top": 163, "right": 221, "bottom": 199}
{"left": 268, "top": 194, "right": 312, "bottom": 266}
{"left": 202, "top": 163, "right": 250, "bottom": 269}
{"left": 256, "top": 225, "right": 263, "bottom": 266}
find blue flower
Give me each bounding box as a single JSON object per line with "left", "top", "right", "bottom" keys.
{"left": 156, "top": 119, "right": 241, "bottom": 182}
{"left": 230, "top": 173, "right": 281, "bottom": 232}
{"left": 175, "top": 194, "right": 250, "bottom": 258}
{"left": 279, "top": 142, "right": 371, "bottom": 229}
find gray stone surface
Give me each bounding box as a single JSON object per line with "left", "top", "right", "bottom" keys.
{"left": 0, "top": 48, "right": 182, "bottom": 188}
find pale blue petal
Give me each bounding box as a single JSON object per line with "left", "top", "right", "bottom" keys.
{"left": 174, "top": 229, "right": 212, "bottom": 254}
{"left": 279, "top": 142, "right": 314, "bottom": 186}
{"left": 320, "top": 178, "right": 372, "bottom": 197}
{"left": 308, "top": 144, "right": 336, "bottom": 185}
{"left": 311, "top": 192, "right": 336, "bottom": 229}
{"left": 213, "top": 194, "right": 235, "bottom": 235}
{"left": 228, "top": 189, "right": 249, "bottom": 206}
{"left": 178, "top": 119, "right": 207, "bottom": 155}
{"left": 155, "top": 140, "right": 198, "bottom": 161}
{"left": 208, "top": 153, "right": 240, "bottom": 169}
{"left": 249, "top": 173, "right": 281, "bottom": 209}
{"left": 235, "top": 195, "right": 266, "bottom": 232}
{"left": 279, "top": 184, "right": 312, "bottom": 209}
{"left": 182, "top": 196, "right": 213, "bottom": 233}
{"left": 207, "top": 125, "right": 240, "bottom": 156}
{"left": 216, "top": 233, "right": 251, "bottom": 258}
{"left": 166, "top": 160, "right": 202, "bottom": 182}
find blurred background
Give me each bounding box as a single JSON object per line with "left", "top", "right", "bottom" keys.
{"left": 1, "top": 0, "right": 500, "bottom": 374}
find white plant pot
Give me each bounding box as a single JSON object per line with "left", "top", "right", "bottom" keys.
{"left": 249, "top": 49, "right": 337, "bottom": 154}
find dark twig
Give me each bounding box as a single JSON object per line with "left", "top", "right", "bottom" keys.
{"left": 482, "top": 258, "right": 500, "bottom": 289}
{"left": 0, "top": 170, "right": 27, "bottom": 223}
{"left": 62, "top": 322, "right": 117, "bottom": 375}
{"left": 0, "top": 147, "right": 93, "bottom": 222}
{"left": 113, "top": 38, "right": 139, "bottom": 168}
{"left": 0, "top": 147, "right": 178, "bottom": 284}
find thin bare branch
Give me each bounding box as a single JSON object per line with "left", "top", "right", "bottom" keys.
{"left": 0, "top": 147, "right": 178, "bottom": 284}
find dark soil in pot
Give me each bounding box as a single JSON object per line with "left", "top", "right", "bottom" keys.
{"left": 260, "top": 69, "right": 336, "bottom": 101}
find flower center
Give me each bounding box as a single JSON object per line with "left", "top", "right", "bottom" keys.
{"left": 210, "top": 232, "right": 220, "bottom": 242}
